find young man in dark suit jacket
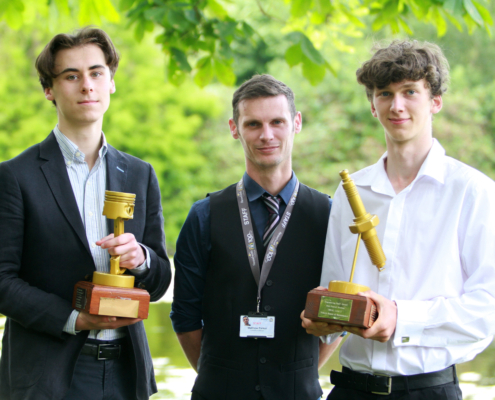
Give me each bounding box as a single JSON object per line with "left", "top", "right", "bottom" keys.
{"left": 0, "top": 27, "right": 171, "bottom": 400}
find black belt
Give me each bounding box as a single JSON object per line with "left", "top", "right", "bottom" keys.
{"left": 330, "top": 365, "right": 457, "bottom": 395}
{"left": 81, "top": 339, "right": 126, "bottom": 360}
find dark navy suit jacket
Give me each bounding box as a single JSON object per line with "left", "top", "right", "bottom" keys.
{"left": 0, "top": 132, "right": 171, "bottom": 400}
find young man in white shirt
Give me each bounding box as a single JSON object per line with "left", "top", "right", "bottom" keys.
{"left": 301, "top": 40, "right": 495, "bottom": 399}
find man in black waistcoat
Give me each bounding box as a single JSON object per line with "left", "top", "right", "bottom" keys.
{"left": 171, "top": 74, "right": 342, "bottom": 400}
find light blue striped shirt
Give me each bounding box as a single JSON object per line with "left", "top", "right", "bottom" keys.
{"left": 54, "top": 126, "right": 148, "bottom": 340}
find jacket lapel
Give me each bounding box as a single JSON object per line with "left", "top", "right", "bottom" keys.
{"left": 39, "top": 132, "right": 91, "bottom": 255}
{"left": 105, "top": 145, "right": 128, "bottom": 234}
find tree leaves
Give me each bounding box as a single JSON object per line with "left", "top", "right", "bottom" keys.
{"left": 0, "top": 0, "right": 493, "bottom": 87}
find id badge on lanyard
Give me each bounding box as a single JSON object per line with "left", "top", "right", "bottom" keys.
{"left": 235, "top": 178, "right": 299, "bottom": 339}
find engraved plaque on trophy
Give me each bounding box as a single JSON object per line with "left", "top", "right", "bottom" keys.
{"left": 73, "top": 191, "right": 150, "bottom": 319}
{"left": 304, "top": 170, "right": 386, "bottom": 329}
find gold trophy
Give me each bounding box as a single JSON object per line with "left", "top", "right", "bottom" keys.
{"left": 304, "top": 170, "right": 386, "bottom": 328}
{"left": 73, "top": 191, "right": 150, "bottom": 319}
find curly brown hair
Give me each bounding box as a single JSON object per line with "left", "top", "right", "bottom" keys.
{"left": 35, "top": 27, "right": 119, "bottom": 91}
{"left": 356, "top": 40, "right": 450, "bottom": 101}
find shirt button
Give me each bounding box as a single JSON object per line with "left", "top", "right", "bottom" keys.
{"left": 88, "top": 211, "right": 93, "bottom": 217}
{"left": 264, "top": 305, "right": 271, "bottom": 311}
{"left": 66, "top": 161, "right": 72, "bottom": 166}
{"left": 75, "top": 152, "right": 80, "bottom": 157}
{"left": 260, "top": 357, "right": 266, "bottom": 364}
{"left": 255, "top": 385, "right": 261, "bottom": 391}
{"left": 91, "top": 243, "right": 96, "bottom": 249}
{"left": 266, "top": 280, "right": 273, "bottom": 287}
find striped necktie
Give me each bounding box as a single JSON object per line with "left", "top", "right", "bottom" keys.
{"left": 262, "top": 193, "right": 281, "bottom": 247}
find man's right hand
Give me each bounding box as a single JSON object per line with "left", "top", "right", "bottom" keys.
{"left": 75, "top": 310, "right": 142, "bottom": 331}
{"left": 301, "top": 286, "right": 346, "bottom": 337}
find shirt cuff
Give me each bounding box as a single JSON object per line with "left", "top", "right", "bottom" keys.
{"left": 393, "top": 299, "right": 429, "bottom": 347}
{"left": 320, "top": 332, "right": 343, "bottom": 344}
{"left": 129, "top": 244, "right": 150, "bottom": 276}
{"left": 63, "top": 309, "right": 81, "bottom": 335}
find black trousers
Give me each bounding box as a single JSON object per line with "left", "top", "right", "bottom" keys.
{"left": 62, "top": 338, "right": 137, "bottom": 400}
{"left": 327, "top": 381, "right": 462, "bottom": 400}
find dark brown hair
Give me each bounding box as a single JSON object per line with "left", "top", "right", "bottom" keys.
{"left": 232, "top": 74, "right": 296, "bottom": 126}
{"left": 356, "top": 40, "right": 450, "bottom": 101}
{"left": 35, "top": 27, "right": 120, "bottom": 90}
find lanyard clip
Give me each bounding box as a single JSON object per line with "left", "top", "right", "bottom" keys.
{"left": 256, "top": 297, "right": 261, "bottom": 314}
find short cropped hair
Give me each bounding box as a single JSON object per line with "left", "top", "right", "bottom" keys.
{"left": 356, "top": 40, "right": 450, "bottom": 101}
{"left": 35, "top": 27, "right": 120, "bottom": 90}
{"left": 232, "top": 74, "right": 296, "bottom": 126}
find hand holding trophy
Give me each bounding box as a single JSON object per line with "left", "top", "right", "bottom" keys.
{"left": 304, "top": 170, "right": 386, "bottom": 328}
{"left": 73, "top": 191, "right": 150, "bottom": 319}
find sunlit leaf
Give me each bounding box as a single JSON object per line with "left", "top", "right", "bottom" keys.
{"left": 473, "top": 1, "right": 493, "bottom": 26}
{"left": 285, "top": 44, "right": 302, "bottom": 67}
{"left": 171, "top": 48, "right": 192, "bottom": 72}
{"left": 444, "top": 0, "right": 463, "bottom": 16}
{"left": 302, "top": 58, "right": 326, "bottom": 85}
{"left": 3, "top": 0, "right": 24, "bottom": 29}
{"left": 95, "top": 0, "right": 120, "bottom": 23}
{"left": 53, "top": 0, "right": 70, "bottom": 15}
{"left": 300, "top": 34, "right": 325, "bottom": 65}
{"left": 463, "top": 0, "right": 483, "bottom": 25}
{"left": 120, "top": 0, "right": 136, "bottom": 12}
{"left": 213, "top": 58, "right": 235, "bottom": 85}
{"left": 206, "top": 0, "right": 228, "bottom": 19}
{"left": 194, "top": 57, "right": 214, "bottom": 87}
{"left": 291, "top": 0, "right": 311, "bottom": 18}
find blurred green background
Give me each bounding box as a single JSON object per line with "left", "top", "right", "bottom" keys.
{"left": 2, "top": 0, "right": 495, "bottom": 398}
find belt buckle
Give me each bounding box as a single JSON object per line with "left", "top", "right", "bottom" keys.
{"left": 371, "top": 373, "right": 392, "bottom": 395}
{"left": 97, "top": 344, "right": 120, "bottom": 361}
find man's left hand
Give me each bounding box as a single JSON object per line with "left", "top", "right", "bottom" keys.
{"left": 345, "top": 290, "right": 397, "bottom": 342}
{"left": 97, "top": 233, "right": 146, "bottom": 270}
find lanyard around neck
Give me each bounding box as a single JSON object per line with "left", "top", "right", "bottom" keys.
{"left": 236, "top": 178, "right": 300, "bottom": 312}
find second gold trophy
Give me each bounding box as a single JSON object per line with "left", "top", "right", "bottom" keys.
{"left": 304, "top": 170, "right": 386, "bottom": 328}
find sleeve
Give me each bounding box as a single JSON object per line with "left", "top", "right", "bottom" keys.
{"left": 320, "top": 184, "right": 348, "bottom": 345}
{"left": 132, "top": 165, "right": 172, "bottom": 301}
{"left": 393, "top": 178, "right": 495, "bottom": 348}
{"left": 170, "top": 198, "right": 211, "bottom": 333}
{"left": 0, "top": 162, "right": 74, "bottom": 339}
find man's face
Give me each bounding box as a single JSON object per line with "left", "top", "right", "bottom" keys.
{"left": 229, "top": 95, "right": 302, "bottom": 173}
{"left": 243, "top": 316, "right": 249, "bottom": 325}
{"left": 371, "top": 79, "right": 442, "bottom": 147}
{"left": 44, "top": 44, "right": 116, "bottom": 130}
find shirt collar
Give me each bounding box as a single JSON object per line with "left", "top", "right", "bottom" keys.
{"left": 243, "top": 171, "right": 297, "bottom": 205}
{"left": 354, "top": 138, "right": 446, "bottom": 195}
{"left": 53, "top": 125, "right": 108, "bottom": 164}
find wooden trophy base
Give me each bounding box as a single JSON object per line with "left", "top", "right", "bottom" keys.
{"left": 73, "top": 281, "right": 150, "bottom": 319}
{"left": 304, "top": 289, "right": 377, "bottom": 328}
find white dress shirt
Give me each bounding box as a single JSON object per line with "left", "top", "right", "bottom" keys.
{"left": 54, "top": 126, "right": 149, "bottom": 340}
{"left": 321, "top": 139, "right": 495, "bottom": 376}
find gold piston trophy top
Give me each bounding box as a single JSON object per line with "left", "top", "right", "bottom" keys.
{"left": 328, "top": 170, "right": 386, "bottom": 295}
{"left": 92, "top": 191, "right": 136, "bottom": 289}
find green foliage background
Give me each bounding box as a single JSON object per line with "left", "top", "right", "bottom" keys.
{"left": 1, "top": 2, "right": 495, "bottom": 254}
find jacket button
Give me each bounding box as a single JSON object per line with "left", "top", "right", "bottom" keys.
{"left": 84, "top": 274, "right": 91, "bottom": 281}
{"left": 266, "top": 280, "right": 273, "bottom": 287}
{"left": 138, "top": 282, "right": 145, "bottom": 289}
{"left": 260, "top": 357, "right": 266, "bottom": 364}
{"left": 255, "top": 385, "right": 261, "bottom": 391}
{"left": 264, "top": 305, "right": 271, "bottom": 311}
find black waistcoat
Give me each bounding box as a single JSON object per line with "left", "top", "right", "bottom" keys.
{"left": 193, "top": 183, "right": 330, "bottom": 400}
